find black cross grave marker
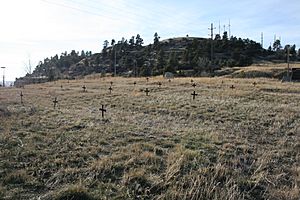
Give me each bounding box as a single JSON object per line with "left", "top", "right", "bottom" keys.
{"left": 158, "top": 82, "right": 162, "bottom": 87}
{"left": 133, "top": 81, "right": 136, "bottom": 86}
{"left": 110, "top": 81, "right": 113, "bottom": 86}
{"left": 230, "top": 85, "right": 235, "bottom": 90}
{"left": 82, "top": 85, "right": 86, "bottom": 92}
{"left": 99, "top": 104, "right": 106, "bottom": 118}
{"left": 20, "top": 91, "right": 23, "bottom": 104}
{"left": 191, "top": 91, "right": 198, "bottom": 100}
{"left": 108, "top": 86, "right": 113, "bottom": 94}
{"left": 192, "top": 83, "right": 196, "bottom": 88}
{"left": 144, "top": 88, "right": 150, "bottom": 96}
{"left": 53, "top": 97, "right": 58, "bottom": 109}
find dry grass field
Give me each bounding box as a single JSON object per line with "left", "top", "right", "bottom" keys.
{"left": 0, "top": 74, "right": 299, "bottom": 199}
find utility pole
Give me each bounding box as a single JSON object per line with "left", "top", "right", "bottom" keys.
{"left": 28, "top": 59, "right": 32, "bottom": 74}
{"left": 114, "top": 45, "right": 117, "bottom": 76}
{"left": 208, "top": 23, "right": 216, "bottom": 61}
{"left": 218, "top": 20, "right": 221, "bottom": 35}
{"left": 228, "top": 19, "right": 231, "bottom": 38}
{"left": 208, "top": 23, "right": 216, "bottom": 74}
{"left": 134, "top": 59, "right": 137, "bottom": 77}
{"left": 1, "top": 67, "right": 5, "bottom": 87}
{"left": 287, "top": 45, "right": 291, "bottom": 81}
{"left": 261, "top": 32, "right": 264, "bottom": 48}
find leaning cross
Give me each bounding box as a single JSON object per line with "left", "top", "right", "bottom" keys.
{"left": 20, "top": 91, "right": 24, "bottom": 104}
{"left": 53, "top": 97, "right": 58, "bottom": 109}
{"left": 145, "top": 88, "right": 150, "bottom": 96}
{"left": 82, "top": 85, "right": 86, "bottom": 92}
{"left": 191, "top": 91, "right": 198, "bottom": 100}
{"left": 99, "top": 104, "right": 106, "bottom": 118}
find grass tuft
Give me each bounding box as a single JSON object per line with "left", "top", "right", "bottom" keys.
{"left": 54, "top": 185, "right": 95, "bottom": 200}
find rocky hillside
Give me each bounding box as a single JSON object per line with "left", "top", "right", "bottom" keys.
{"left": 15, "top": 33, "right": 299, "bottom": 86}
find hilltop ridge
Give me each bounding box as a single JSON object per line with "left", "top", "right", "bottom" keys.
{"left": 15, "top": 33, "right": 300, "bottom": 86}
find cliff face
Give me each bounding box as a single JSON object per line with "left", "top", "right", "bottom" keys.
{"left": 15, "top": 36, "right": 271, "bottom": 86}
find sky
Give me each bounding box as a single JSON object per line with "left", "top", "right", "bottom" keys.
{"left": 0, "top": 0, "right": 300, "bottom": 81}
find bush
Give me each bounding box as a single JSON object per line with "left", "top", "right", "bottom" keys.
{"left": 55, "top": 185, "right": 95, "bottom": 200}
{"left": 0, "top": 106, "right": 11, "bottom": 117}
{"left": 3, "top": 170, "right": 29, "bottom": 185}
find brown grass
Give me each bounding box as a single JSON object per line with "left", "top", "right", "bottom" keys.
{"left": 0, "top": 71, "right": 299, "bottom": 199}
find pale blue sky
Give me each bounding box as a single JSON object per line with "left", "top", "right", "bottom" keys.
{"left": 0, "top": 0, "right": 299, "bottom": 81}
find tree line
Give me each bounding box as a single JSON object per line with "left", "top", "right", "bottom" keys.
{"left": 28, "top": 32, "right": 300, "bottom": 80}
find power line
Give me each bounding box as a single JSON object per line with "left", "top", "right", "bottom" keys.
{"left": 40, "top": 0, "right": 218, "bottom": 41}
{"left": 59, "top": 0, "right": 180, "bottom": 27}
{"left": 40, "top": 0, "right": 119, "bottom": 21}
{"left": 46, "top": 0, "right": 209, "bottom": 35}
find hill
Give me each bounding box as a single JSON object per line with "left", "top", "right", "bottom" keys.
{"left": 1, "top": 76, "right": 299, "bottom": 199}
{"left": 15, "top": 32, "right": 300, "bottom": 86}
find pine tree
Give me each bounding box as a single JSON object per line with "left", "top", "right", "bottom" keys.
{"left": 153, "top": 32, "right": 160, "bottom": 49}
{"left": 135, "top": 34, "right": 144, "bottom": 46}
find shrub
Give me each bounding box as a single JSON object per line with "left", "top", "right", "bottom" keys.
{"left": 3, "top": 170, "right": 29, "bottom": 185}
{"left": 55, "top": 185, "right": 95, "bottom": 200}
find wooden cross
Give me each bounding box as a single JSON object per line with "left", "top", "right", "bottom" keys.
{"left": 144, "top": 88, "right": 150, "bottom": 96}
{"left": 20, "top": 91, "right": 23, "bottom": 104}
{"left": 192, "top": 83, "right": 196, "bottom": 88}
{"left": 158, "top": 82, "right": 162, "bottom": 87}
{"left": 191, "top": 91, "right": 198, "bottom": 100}
{"left": 230, "top": 85, "right": 235, "bottom": 89}
{"left": 110, "top": 81, "right": 113, "bottom": 86}
{"left": 53, "top": 97, "right": 58, "bottom": 109}
{"left": 109, "top": 86, "right": 113, "bottom": 94}
{"left": 99, "top": 104, "right": 106, "bottom": 118}
{"left": 82, "top": 85, "right": 86, "bottom": 92}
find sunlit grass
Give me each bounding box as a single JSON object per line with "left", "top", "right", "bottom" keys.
{"left": 0, "top": 72, "right": 299, "bottom": 199}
